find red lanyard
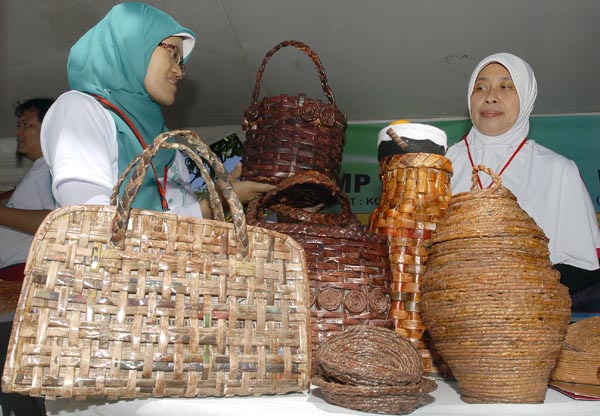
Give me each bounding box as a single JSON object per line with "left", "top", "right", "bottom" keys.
{"left": 463, "top": 135, "right": 528, "bottom": 189}
{"left": 91, "top": 94, "right": 169, "bottom": 210}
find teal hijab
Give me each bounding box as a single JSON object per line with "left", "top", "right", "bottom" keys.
{"left": 67, "top": 2, "right": 196, "bottom": 210}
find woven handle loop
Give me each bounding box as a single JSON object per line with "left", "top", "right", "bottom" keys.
{"left": 110, "top": 130, "right": 249, "bottom": 260}
{"left": 111, "top": 142, "right": 225, "bottom": 222}
{"left": 247, "top": 170, "right": 359, "bottom": 226}
{"left": 471, "top": 164, "right": 502, "bottom": 191}
{"left": 249, "top": 40, "right": 336, "bottom": 106}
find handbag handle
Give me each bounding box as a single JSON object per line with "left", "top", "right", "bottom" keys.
{"left": 110, "top": 130, "right": 249, "bottom": 260}
{"left": 111, "top": 140, "right": 225, "bottom": 222}
{"left": 248, "top": 40, "right": 337, "bottom": 107}
{"left": 246, "top": 170, "right": 359, "bottom": 227}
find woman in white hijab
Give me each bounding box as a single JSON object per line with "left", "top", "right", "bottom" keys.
{"left": 446, "top": 52, "right": 600, "bottom": 306}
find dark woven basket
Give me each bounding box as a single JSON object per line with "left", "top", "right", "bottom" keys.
{"left": 241, "top": 40, "right": 347, "bottom": 204}
{"left": 246, "top": 171, "right": 394, "bottom": 375}
{"left": 420, "top": 166, "right": 571, "bottom": 404}
{"left": 312, "top": 326, "right": 436, "bottom": 415}
{"left": 316, "top": 326, "right": 423, "bottom": 386}
{"left": 313, "top": 375, "right": 436, "bottom": 415}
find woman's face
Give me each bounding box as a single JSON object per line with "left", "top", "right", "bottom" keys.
{"left": 470, "top": 63, "right": 520, "bottom": 136}
{"left": 144, "top": 36, "right": 185, "bottom": 106}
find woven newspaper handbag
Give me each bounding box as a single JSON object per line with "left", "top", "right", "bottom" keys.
{"left": 246, "top": 171, "right": 394, "bottom": 375}
{"left": 1, "top": 130, "right": 311, "bottom": 400}
{"left": 241, "top": 40, "right": 347, "bottom": 205}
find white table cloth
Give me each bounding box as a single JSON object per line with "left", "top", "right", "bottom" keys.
{"left": 44, "top": 379, "right": 599, "bottom": 416}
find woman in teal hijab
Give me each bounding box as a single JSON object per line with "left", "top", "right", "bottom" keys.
{"left": 41, "top": 2, "right": 272, "bottom": 215}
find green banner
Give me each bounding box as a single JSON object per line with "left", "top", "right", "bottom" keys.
{"left": 340, "top": 115, "right": 600, "bottom": 221}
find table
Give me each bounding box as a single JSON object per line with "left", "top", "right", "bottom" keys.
{"left": 44, "top": 379, "right": 599, "bottom": 416}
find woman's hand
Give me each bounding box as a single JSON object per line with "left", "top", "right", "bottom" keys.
{"left": 200, "top": 163, "right": 275, "bottom": 219}
{"left": 227, "top": 162, "right": 274, "bottom": 204}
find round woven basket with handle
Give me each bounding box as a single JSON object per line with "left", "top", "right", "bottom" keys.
{"left": 420, "top": 165, "right": 571, "bottom": 403}
{"left": 241, "top": 40, "right": 347, "bottom": 207}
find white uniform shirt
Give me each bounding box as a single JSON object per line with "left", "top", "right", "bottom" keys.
{"left": 0, "top": 158, "right": 55, "bottom": 268}
{"left": 450, "top": 52, "right": 600, "bottom": 271}
{"left": 41, "top": 91, "right": 202, "bottom": 218}
{"left": 447, "top": 138, "right": 600, "bottom": 270}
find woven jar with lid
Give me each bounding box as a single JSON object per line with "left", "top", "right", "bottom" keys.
{"left": 420, "top": 166, "right": 571, "bottom": 403}
{"left": 368, "top": 131, "right": 453, "bottom": 375}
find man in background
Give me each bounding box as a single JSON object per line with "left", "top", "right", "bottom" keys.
{"left": 0, "top": 97, "right": 55, "bottom": 416}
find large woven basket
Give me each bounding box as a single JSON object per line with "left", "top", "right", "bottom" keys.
{"left": 550, "top": 317, "right": 600, "bottom": 386}
{"left": 246, "top": 171, "right": 394, "bottom": 375}
{"left": 1, "top": 131, "right": 311, "bottom": 400}
{"left": 241, "top": 40, "right": 347, "bottom": 204}
{"left": 420, "top": 166, "right": 571, "bottom": 403}
{"left": 368, "top": 152, "right": 453, "bottom": 374}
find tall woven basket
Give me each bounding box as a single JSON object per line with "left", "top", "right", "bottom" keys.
{"left": 368, "top": 153, "right": 453, "bottom": 374}
{"left": 241, "top": 40, "right": 347, "bottom": 203}
{"left": 247, "top": 171, "right": 394, "bottom": 375}
{"left": 420, "top": 166, "right": 571, "bottom": 403}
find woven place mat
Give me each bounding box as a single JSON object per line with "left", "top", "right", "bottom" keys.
{"left": 313, "top": 374, "right": 436, "bottom": 415}
{"left": 316, "top": 326, "right": 423, "bottom": 386}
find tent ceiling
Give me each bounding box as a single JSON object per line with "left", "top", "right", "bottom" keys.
{"left": 1, "top": 0, "right": 599, "bottom": 144}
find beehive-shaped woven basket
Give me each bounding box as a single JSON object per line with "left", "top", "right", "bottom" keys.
{"left": 420, "top": 165, "right": 571, "bottom": 403}
{"left": 368, "top": 153, "right": 453, "bottom": 374}
{"left": 550, "top": 317, "right": 600, "bottom": 386}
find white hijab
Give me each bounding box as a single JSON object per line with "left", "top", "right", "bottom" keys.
{"left": 446, "top": 53, "right": 600, "bottom": 269}
{"left": 466, "top": 52, "right": 537, "bottom": 149}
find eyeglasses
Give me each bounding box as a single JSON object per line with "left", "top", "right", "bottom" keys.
{"left": 158, "top": 42, "right": 185, "bottom": 76}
